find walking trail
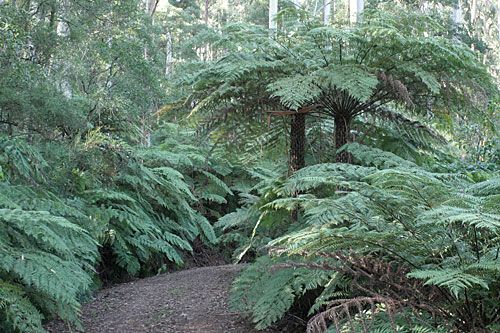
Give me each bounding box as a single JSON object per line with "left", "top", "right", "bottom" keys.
{"left": 46, "top": 265, "right": 274, "bottom": 333}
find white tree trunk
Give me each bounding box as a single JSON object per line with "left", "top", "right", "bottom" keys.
{"left": 349, "top": 0, "right": 364, "bottom": 24}
{"left": 470, "top": 0, "right": 477, "bottom": 23}
{"left": 323, "top": 0, "right": 331, "bottom": 25}
{"left": 269, "top": 0, "right": 278, "bottom": 31}
{"left": 452, "top": 1, "right": 462, "bottom": 25}
{"left": 291, "top": 0, "right": 301, "bottom": 7}
{"left": 143, "top": 0, "right": 157, "bottom": 147}
{"left": 165, "top": 31, "right": 173, "bottom": 76}
{"left": 497, "top": 0, "right": 500, "bottom": 43}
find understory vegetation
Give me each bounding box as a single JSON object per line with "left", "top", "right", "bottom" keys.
{"left": 0, "top": 0, "right": 499, "bottom": 332}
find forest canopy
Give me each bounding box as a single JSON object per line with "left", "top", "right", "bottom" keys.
{"left": 0, "top": 0, "right": 498, "bottom": 332}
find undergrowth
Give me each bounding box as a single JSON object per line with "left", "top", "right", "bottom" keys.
{"left": 226, "top": 144, "right": 500, "bottom": 333}
{"left": 0, "top": 127, "right": 233, "bottom": 332}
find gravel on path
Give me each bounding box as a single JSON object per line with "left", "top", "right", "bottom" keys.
{"left": 46, "top": 265, "right": 274, "bottom": 333}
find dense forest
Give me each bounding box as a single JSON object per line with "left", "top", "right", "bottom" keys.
{"left": 0, "top": 0, "right": 499, "bottom": 332}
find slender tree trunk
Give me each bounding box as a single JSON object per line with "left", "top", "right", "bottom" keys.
{"left": 323, "top": 0, "right": 331, "bottom": 25}
{"left": 349, "top": 0, "right": 364, "bottom": 24}
{"left": 289, "top": 113, "right": 306, "bottom": 174}
{"left": 289, "top": 112, "right": 306, "bottom": 223}
{"left": 57, "top": 0, "right": 70, "bottom": 36}
{"left": 453, "top": 1, "right": 462, "bottom": 25}
{"left": 145, "top": 0, "right": 158, "bottom": 15}
{"left": 471, "top": 0, "right": 477, "bottom": 23}
{"left": 141, "top": 0, "right": 158, "bottom": 147}
{"left": 165, "top": 31, "right": 173, "bottom": 76}
{"left": 334, "top": 115, "right": 352, "bottom": 163}
{"left": 204, "top": 0, "right": 209, "bottom": 25}
{"left": 269, "top": 0, "right": 278, "bottom": 31}
{"left": 497, "top": 0, "right": 500, "bottom": 43}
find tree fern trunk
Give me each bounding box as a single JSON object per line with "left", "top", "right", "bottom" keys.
{"left": 289, "top": 113, "right": 305, "bottom": 174}
{"left": 289, "top": 112, "right": 305, "bottom": 223}
{"left": 335, "top": 115, "right": 352, "bottom": 163}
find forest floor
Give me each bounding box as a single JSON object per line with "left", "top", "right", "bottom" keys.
{"left": 46, "top": 265, "right": 276, "bottom": 333}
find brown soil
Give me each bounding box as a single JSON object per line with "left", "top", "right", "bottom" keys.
{"left": 46, "top": 265, "right": 275, "bottom": 333}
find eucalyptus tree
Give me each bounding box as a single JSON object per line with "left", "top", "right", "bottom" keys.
{"left": 323, "top": 0, "right": 331, "bottom": 24}
{"left": 269, "top": 0, "right": 278, "bottom": 30}
{"left": 349, "top": 0, "right": 363, "bottom": 23}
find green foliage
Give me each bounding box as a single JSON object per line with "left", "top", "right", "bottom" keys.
{"left": 231, "top": 256, "right": 338, "bottom": 330}
{"left": 0, "top": 194, "right": 98, "bottom": 331}
{"left": 0, "top": 1, "right": 498, "bottom": 332}
{"left": 215, "top": 162, "right": 290, "bottom": 261}
{"left": 177, "top": 7, "right": 496, "bottom": 166}
{"left": 228, "top": 144, "right": 499, "bottom": 332}
{"left": 0, "top": 124, "right": 231, "bottom": 331}
{"left": 0, "top": 281, "right": 45, "bottom": 333}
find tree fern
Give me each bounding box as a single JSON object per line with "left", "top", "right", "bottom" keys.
{"left": 0, "top": 130, "right": 233, "bottom": 331}
{"left": 0, "top": 281, "right": 45, "bottom": 333}
{"left": 228, "top": 144, "right": 499, "bottom": 332}
{"left": 231, "top": 256, "right": 336, "bottom": 330}
{"left": 0, "top": 207, "right": 97, "bottom": 331}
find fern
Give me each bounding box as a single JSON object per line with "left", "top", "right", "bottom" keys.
{"left": 231, "top": 256, "right": 335, "bottom": 330}
{"left": 0, "top": 281, "right": 45, "bottom": 333}
{"left": 227, "top": 145, "right": 499, "bottom": 332}
{"left": 0, "top": 207, "right": 97, "bottom": 331}
{"left": 0, "top": 129, "right": 233, "bottom": 332}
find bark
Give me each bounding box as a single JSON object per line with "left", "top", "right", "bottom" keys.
{"left": 323, "top": 0, "right": 331, "bottom": 25}
{"left": 471, "top": 0, "right": 477, "bottom": 23}
{"left": 165, "top": 31, "right": 173, "bottom": 76}
{"left": 289, "top": 113, "right": 306, "bottom": 174}
{"left": 349, "top": 0, "right": 364, "bottom": 24}
{"left": 205, "top": 0, "right": 209, "bottom": 25}
{"left": 497, "top": 0, "right": 500, "bottom": 43}
{"left": 334, "top": 115, "right": 352, "bottom": 163}
{"left": 289, "top": 112, "right": 305, "bottom": 223}
{"left": 269, "top": 0, "right": 278, "bottom": 31}
{"left": 57, "top": 0, "right": 70, "bottom": 37}
{"left": 452, "top": 1, "right": 462, "bottom": 25}
{"left": 49, "top": 3, "right": 56, "bottom": 29}
{"left": 142, "top": 0, "right": 158, "bottom": 147}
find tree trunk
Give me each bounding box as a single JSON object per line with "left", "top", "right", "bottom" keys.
{"left": 497, "top": 0, "right": 500, "bottom": 43}
{"left": 349, "top": 0, "right": 364, "bottom": 24}
{"left": 165, "top": 31, "right": 173, "bottom": 76}
{"left": 452, "top": 1, "right": 462, "bottom": 25}
{"left": 289, "top": 113, "right": 306, "bottom": 174}
{"left": 289, "top": 112, "right": 305, "bottom": 223}
{"left": 334, "top": 115, "right": 352, "bottom": 163}
{"left": 269, "top": 0, "right": 278, "bottom": 31}
{"left": 205, "top": 0, "right": 209, "bottom": 25}
{"left": 323, "top": 0, "right": 331, "bottom": 25}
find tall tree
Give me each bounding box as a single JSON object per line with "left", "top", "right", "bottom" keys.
{"left": 323, "top": 0, "right": 331, "bottom": 25}
{"left": 269, "top": 0, "right": 278, "bottom": 31}
{"left": 349, "top": 0, "right": 363, "bottom": 24}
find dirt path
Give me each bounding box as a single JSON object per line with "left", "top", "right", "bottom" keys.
{"left": 47, "top": 265, "right": 271, "bottom": 333}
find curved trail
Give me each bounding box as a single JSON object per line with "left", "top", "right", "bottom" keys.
{"left": 47, "top": 265, "right": 272, "bottom": 333}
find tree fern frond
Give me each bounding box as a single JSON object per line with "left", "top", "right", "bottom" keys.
{"left": 0, "top": 280, "right": 45, "bottom": 333}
